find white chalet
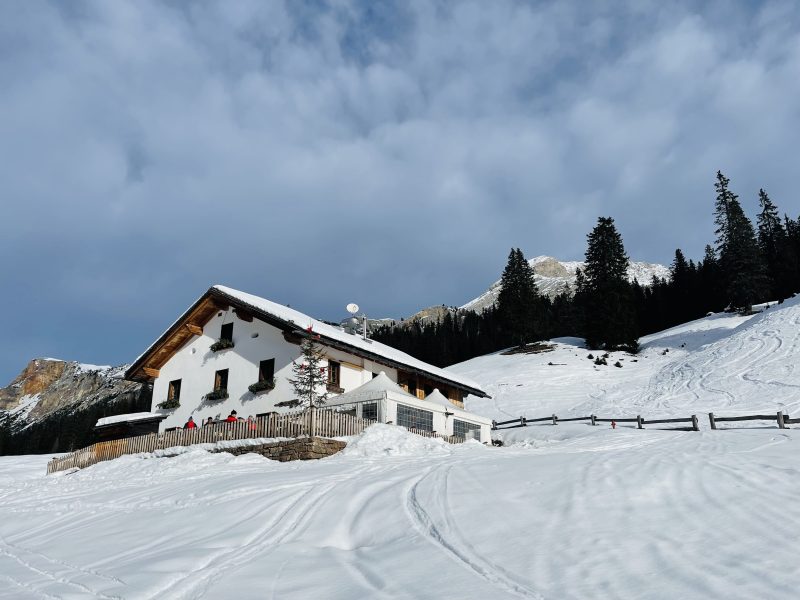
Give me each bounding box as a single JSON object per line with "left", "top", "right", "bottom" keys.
{"left": 125, "top": 286, "right": 492, "bottom": 442}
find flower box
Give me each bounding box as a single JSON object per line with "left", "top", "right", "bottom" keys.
{"left": 204, "top": 389, "right": 229, "bottom": 402}
{"left": 157, "top": 398, "right": 180, "bottom": 410}
{"left": 248, "top": 379, "right": 275, "bottom": 394}
{"left": 210, "top": 338, "right": 235, "bottom": 352}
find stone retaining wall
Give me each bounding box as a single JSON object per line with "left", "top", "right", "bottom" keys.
{"left": 220, "top": 436, "right": 346, "bottom": 462}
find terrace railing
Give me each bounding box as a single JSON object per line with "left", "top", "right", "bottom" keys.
{"left": 46, "top": 408, "right": 464, "bottom": 474}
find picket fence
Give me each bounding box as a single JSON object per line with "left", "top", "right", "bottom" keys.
{"left": 46, "top": 408, "right": 465, "bottom": 474}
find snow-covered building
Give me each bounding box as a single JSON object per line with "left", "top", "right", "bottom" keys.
{"left": 125, "top": 286, "right": 491, "bottom": 439}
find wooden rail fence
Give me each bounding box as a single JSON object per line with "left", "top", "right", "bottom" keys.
{"left": 708, "top": 411, "right": 789, "bottom": 429}
{"left": 493, "top": 413, "right": 700, "bottom": 431}
{"left": 494, "top": 410, "right": 800, "bottom": 432}
{"left": 47, "top": 408, "right": 466, "bottom": 474}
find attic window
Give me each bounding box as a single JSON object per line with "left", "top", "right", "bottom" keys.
{"left": 220, "top": 323, "right": 233, "bottom": 342}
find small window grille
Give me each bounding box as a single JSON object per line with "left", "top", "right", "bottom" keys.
{"left": 453, "top": 419, "right": 481, "bottom": 440}
{"left": 362, "top": 402, "right": 378, "bottom": 421}
{"left": 397, "top": 404, "right": 433, "bottom": 432}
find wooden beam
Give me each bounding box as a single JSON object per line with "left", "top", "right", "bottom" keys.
{"left": 143, "top": 367, "right": 160, "bottom": 378}
{"left": 185, "top": 323, "right": 203, "bottom": 336}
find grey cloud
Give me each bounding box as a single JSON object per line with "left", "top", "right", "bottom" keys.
{"left": 1, "top": 0, "right": 800, "bottom": 383}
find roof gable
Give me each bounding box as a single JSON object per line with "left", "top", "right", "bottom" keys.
{"left": 125, "top": 285, "right": 487, "bottom": 398}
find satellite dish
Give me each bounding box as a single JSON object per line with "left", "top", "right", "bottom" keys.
{"left": 346, "top": 303, "right": 359, "bottom": 315}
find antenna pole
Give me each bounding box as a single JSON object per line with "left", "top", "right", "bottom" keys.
{"left": 362, "top": 313, "right": 367, "bottom": 340}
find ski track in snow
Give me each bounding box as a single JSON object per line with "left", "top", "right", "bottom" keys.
{"left": 2, "top": 299, "right": 800, "bottom": 598}
{"left": 405, "top": 463, "right": 544, "bottom": 599}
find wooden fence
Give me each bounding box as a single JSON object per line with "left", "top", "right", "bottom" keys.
{"left": 47, "top": 408, "right": 465, "bottom": 474}
{"left": 708, "top": 411, "right": 789, "bottom": 429}
{"left": 493, "top": 413, "right": 700, "bottom": 431}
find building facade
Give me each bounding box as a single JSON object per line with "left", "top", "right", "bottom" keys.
{"left": 125, "top": 286, "right": 490, "bottom": 435}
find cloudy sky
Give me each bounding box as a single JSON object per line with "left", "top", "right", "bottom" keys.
{"left": 2, "top": 0, "right": 800, "bottom": 383}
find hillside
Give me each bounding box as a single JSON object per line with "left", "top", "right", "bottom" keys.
{"left": 0, "top": 359, "right": 150, "bottom": 455}
{"left": 1, "top": 300, "right": 799, "bottom": 599}
{"left": 461, "top": 255, "right": 670, "bottom": 311}
{"left": 451, "top": 297, "right": 800, "bottom": 421}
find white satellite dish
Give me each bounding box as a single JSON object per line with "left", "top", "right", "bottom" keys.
{"left": 346, "top": 303, "right": 359, "bottom": 315}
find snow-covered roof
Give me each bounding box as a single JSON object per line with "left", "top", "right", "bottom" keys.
{"left": 211, "top": 285, "right": 486, "bottom": 396}
{"left": 424, "top": 389, "right": 455, "bottom": 409}
{"left": 325, "top": 371, "right": 417, "bottom": 405}
{"left": 95, "top": 412, "right": 166, "bottom": 428}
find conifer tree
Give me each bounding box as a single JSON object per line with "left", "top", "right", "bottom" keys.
{"left": 713, "top": 171, "right": 766, "bottom": 312}
{"left": 497, "top": 248, "right": 540, "bottom": 346}
{"left": 582, "top": 217, "right": 638, "bottom": 351}
{"left": 286, "top": 338, "right": 329, "bottom": 409}
{"left": 756, "top": 189, "right": 789, "bottom": 299}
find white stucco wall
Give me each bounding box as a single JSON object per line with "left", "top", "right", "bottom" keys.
{"left": 151, "top": 310, "right": 399, "bottom": 430}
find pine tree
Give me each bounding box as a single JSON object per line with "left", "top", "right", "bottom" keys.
{"left": 497, "top": 248, "right": 540, "bottom": 346}
{"left": 286, "top": 338, "right": 329, "bottom": 409}
{"left": 756, "top": 189, "right": 789, "bottom": 300}
{"left": 713, "top": 171, "right": 766, "bottom": 312}
{"left": 582, "top": 217, "right": 638, "bottom": 351}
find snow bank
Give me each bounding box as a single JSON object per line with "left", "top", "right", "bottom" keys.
{"left": 339, "top": 424, "right": 453, "bottom": 457}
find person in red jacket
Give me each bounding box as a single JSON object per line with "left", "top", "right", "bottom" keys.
{"left": 224, "top": 410, "right": 238, "bottom": 423}
{"left": 184, "top": 416, "right": 197, "bottom": 429}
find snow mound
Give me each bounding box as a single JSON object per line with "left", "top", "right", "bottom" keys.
{"left": 339, "top": 424, "right": 453, "bottom": 457}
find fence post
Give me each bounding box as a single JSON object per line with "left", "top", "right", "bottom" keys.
{"left": 777, "top": 411, "right": 786, "bottom": 429}
{"left": 691, "top": 414, "right": 699, "bottom": 431}
{"left": 520, "top": 416, "right": 526, "bottom": 427}
{"left": 492, "top": 420, "right": 497, "bottom": 430}
{"left": 637, "top": 415, "right": 643, "bottom": 430}
{"left": 708, "top": 412, "right": 716, "bottom": 430}
{"left": 590, "top": 414, "right": 596, "bottom": 426}
{"left": 552, "top": 414, "right": 558, "bottom": 426}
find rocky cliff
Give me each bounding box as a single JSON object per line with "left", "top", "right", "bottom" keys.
{"left": 0, "top": 359, "right": 151, "bottom": 455}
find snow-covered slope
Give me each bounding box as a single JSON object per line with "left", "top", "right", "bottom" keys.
{"left": 451, "top": 297, "right": 800, "bottom": 420}
{"left": 462, "top": 255, "right": 670, "bottom": 311}
{"left": 1, "top": 299, "right": 799, "bottom": 599}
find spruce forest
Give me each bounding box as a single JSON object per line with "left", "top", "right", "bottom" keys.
{"left": 373, "top": 172, "right": 800, "bottom": 366}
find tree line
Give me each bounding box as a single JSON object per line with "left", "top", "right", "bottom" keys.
{"left": 373, "top": 172, "right": 800, "bottom": 366}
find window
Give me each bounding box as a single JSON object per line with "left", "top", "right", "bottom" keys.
{"left": 259, "top": 359, "right": 275, "bottom": 382}
{"left": 327, "top": 361, "right": 340, "bottom": 386}
{"left": 214, "top": 369, "right": 229, "bottom": 392}
{"left": 453, "top": 419, "right": 481, "bottom": 440}
{"left": 362, "top": 402, "right": 378, "bottom": 421}
{"left": 220, "top": 322, "right": 233, "bottom": 342}
{"left": 397, "top": 404, "right": 433, "bottom": 432}
{"left": 168, "top": 379, "right": 182, "bottom": 401}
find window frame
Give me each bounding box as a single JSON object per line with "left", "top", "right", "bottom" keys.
{"left": 220, "top": 322, "right": 233, "bottom": 342}
{"left": 258, "top": 358, "right": 275, "bottom": 383}
{"left": 168, "top": 379, "right": 182, "bottom": 401}
{"left": 214, "top": 369, "right": 229, "bottom": 392}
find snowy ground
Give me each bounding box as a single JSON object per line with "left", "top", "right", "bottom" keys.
{"left": 1, "top": 298, "right": 799, "bottom": 599}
